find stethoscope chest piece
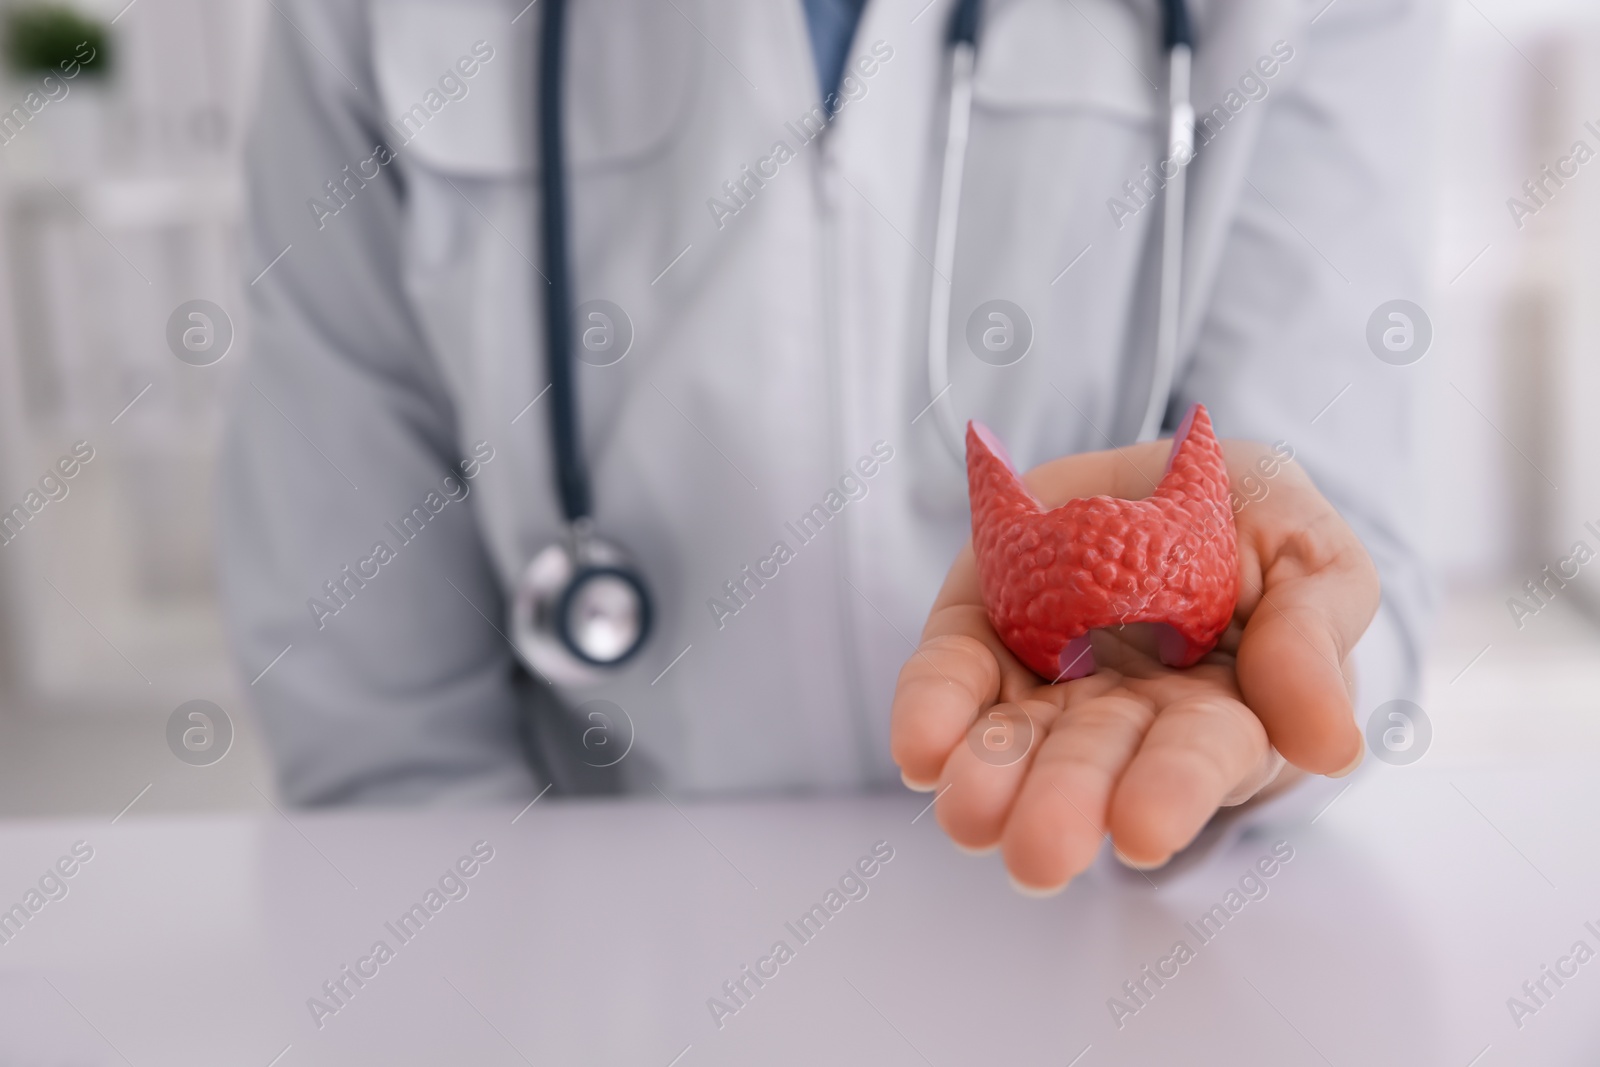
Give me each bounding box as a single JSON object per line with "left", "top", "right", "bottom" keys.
{"left": 512, "top": 523, "right": 653, "bottom": 687}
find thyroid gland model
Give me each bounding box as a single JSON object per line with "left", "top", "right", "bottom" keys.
{"left": 966, "top": 403, "right": 1238, "bottom": 682}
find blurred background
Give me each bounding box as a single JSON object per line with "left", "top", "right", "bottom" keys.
{"left": 0, "top": 0, "right": 1596, "bottom": 818}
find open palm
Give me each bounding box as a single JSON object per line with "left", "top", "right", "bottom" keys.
{"left": 890, "top": 436, "right": 1377, "bottom": 893}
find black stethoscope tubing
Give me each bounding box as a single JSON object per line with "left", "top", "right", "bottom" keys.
{"left": 539, "top": 0, "right": 587, "bottom": 524}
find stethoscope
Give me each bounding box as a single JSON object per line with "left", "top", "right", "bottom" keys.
{"left": 512, "top": 0, "right": 1195, "bottom": 685}
{"left": 512, "top": 0, "right": 653, "bottom": 686}
{"left": 927, "top": 0, "right": 1195, "bottom": 459}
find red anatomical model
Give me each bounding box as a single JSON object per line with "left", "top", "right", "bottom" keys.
{"left": 966, "top": 403, "right": 1238, "bottom": 682}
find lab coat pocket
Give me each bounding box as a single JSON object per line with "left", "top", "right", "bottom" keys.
{"left": 368, "top": 0, "right": 702, "bottom": 178}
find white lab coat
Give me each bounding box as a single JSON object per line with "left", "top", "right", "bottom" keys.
{"left": 221, "top": 0, "right": 1438, "bottom": 805}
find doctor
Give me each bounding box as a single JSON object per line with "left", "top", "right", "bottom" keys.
{"left": 222, "top": 0, "right": 1435, "bottom": 890}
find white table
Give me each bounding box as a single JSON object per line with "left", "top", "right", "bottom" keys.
{"left": 1, "top": 763, "right": 1596, "bottom": 1066}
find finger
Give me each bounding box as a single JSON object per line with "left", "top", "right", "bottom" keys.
{"left": 890, "top": 626, "right": 1002, "bottom": 789}
{"left": 933, "top": 700, "right": 1051, "bottom": 851}
{"left": 1234, "top": 511, "right": 1376, "bottom": 774}
{"left": 919, "top": 544, "right": 1043, "bottom": 686}
{"left": 1106, "top": 692, "right": 1269, "bottom": 866}
{"left": 1223, "top": 747, "right": 1290, "bottom": 807}
{"left": 998, "top": 692, "right": 1154, "bottom": 893}
{"left": 891, "top": 544, "right": 1032, "bottom": 788}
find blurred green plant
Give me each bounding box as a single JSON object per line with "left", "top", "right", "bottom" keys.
{"left": 3, "top": 4, "right": 110, "bottom": 78}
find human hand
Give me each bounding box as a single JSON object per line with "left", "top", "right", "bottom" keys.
{"left": 890, "top": 436, "right": 1376, "bottom": 893}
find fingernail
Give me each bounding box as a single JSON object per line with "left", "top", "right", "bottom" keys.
{"left": 1329, "top": 748, "right": 1364, "bottom": 779}
{"left": 1008, "top": 872, "right": 1068, "bottom": 898}
{"left": 1113, "top": 848, "right": 1168, "bottom": 871}
{"left": 901, "top": 771, "right": 938, "bottom": 793}
{"left": 952, "top": 839, "right": 998, "bottom": 856}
